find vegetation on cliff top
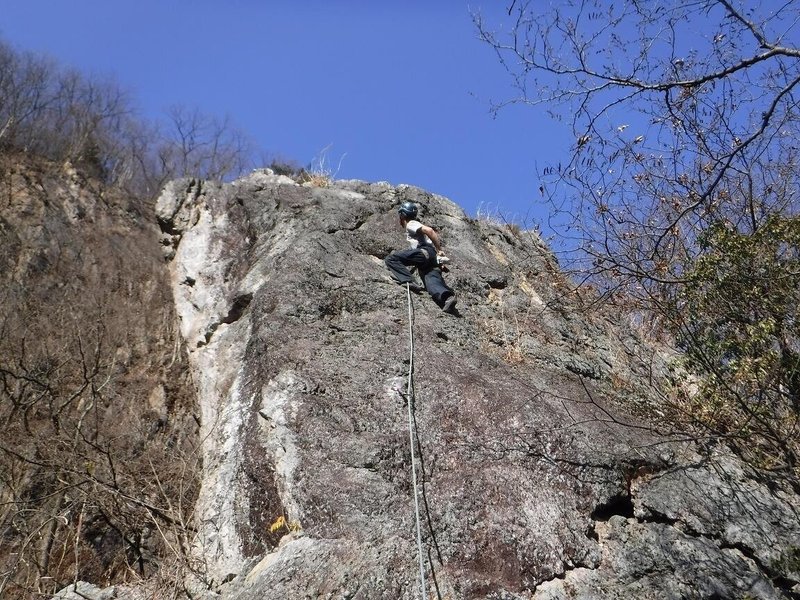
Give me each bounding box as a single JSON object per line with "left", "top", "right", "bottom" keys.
{"left": 0, "top": 38, "right": 256, "bottom": 201}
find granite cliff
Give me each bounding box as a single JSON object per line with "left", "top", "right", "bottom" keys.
{"left": 1, "top": 158, "right": 799, "bottom": 599}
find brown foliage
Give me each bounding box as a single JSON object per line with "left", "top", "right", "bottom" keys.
{"left": 0, "top": 156, "right": 200, "bottom": 598}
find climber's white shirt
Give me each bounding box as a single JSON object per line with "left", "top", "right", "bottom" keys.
{"left": 405, "top": 220, "right": 432, "bottom": 248}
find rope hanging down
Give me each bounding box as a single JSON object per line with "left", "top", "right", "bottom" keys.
{"left": 405, "top": 282, "right": 428, "bottom": 600}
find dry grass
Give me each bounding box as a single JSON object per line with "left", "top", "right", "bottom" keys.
{"left": 303, "top": 144, "right": 346, "bottom": 188}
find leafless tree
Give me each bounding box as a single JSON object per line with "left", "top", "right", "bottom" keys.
{"left": 477, "top": 0, "right": 800, "bottom": 284}
{"left": 0, "top": 287, "right": 202, "bottom": 598}
{"left": 159, "top": 105, "right": 255, "bottom": 182}
{"left": 0, "top": 39, "right": 258, "bottom": 201}
{"left": 0, "top": 152, "right": 205, "bottom": 596}
{"left": 476, "top": 1, "right": 800, "bottom": 479}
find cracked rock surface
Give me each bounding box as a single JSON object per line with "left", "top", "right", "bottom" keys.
{"left": 145, "top": 171, "right": 800, "bottom": 599}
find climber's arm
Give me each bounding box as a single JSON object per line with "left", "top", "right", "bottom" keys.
{"left": 420, "top": 225, "right": 442, "bottom": 252}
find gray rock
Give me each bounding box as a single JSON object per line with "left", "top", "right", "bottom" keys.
{"left": 151, "top": 172, "right": 799, "bottom": 598}
{"left": 535, "top": 516, "right": 783, "bottom": 599}
{"left": 52, "top": 582, "right": 117, "bottom": 600}
{"left": 633, "top": 450, "right": 800, "bottom": 583}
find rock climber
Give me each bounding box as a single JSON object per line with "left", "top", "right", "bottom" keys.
{"left": 385, "top": 201, "right": 457, "bottom": 313}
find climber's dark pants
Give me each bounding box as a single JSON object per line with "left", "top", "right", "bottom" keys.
{"left": 385, "top": 246, "right": 454, "bottom": 305}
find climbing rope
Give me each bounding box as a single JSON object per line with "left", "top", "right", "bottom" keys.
{"left": 405, "top": 282, "right": 428, "bottom": 600}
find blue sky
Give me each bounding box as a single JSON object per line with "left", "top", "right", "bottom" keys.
{"left": 0, "top": 1, "right": 570, "bottom": 226}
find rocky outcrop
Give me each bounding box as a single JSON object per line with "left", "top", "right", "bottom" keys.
{"left": 146, "top": 170, "right": 800, "bottom": 599}
{"left": 0, "top": 154, "right": 198, "bottom": 599}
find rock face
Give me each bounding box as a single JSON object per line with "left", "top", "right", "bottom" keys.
{"left": 148, "top": 170, "right": 800, "bottom": 599}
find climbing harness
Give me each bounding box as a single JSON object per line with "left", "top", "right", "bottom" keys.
{"left": 405, "top": 282, "right": 428, "bottom": 600}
